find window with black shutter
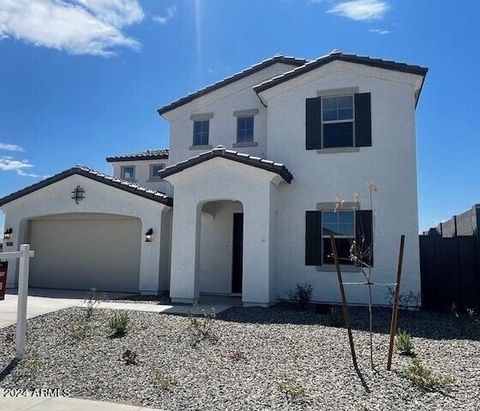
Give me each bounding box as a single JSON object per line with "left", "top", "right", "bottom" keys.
{"left": 305, "top": 209, "right": 374, "bottom": 267}
{"left": 305, "top": 92, "right": 372, "bottom": 150}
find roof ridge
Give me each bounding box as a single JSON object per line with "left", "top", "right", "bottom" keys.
{"left": 106, "top": 148, "right": 170, "bottom": 163}
{"left": 157, "top": 55, "right": 307, "bottom": 115}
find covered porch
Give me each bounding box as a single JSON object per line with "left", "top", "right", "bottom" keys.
{"left": 161, "top": 147, "right": 293, "bottom": 306}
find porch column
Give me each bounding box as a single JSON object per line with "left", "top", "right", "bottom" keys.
{"left": 169, "top": 200, "right": 200, "bottom": 303}
{"left": 242, "top": 189, "right": 273, "bottom": 306}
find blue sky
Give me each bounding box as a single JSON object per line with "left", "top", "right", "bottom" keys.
{"left": 0, "top": 0, "right": 478, "bottom": 232}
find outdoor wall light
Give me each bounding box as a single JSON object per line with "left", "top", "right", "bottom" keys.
{"left": 3, "top": 228, "right": 12, "bottom": 240}
{"left": 145, "top": 228, "right": 154, "bottom": 242}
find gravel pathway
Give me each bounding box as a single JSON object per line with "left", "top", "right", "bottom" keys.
{"left": 0, "top": 305, "right": 479, "bottom": 410}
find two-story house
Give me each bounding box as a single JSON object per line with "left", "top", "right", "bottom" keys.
{"left": 0, "top": 51, "right": 428, "bottom": 307}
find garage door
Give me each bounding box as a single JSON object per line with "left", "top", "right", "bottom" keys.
{"left": 28, "top": 213, "right": 141, "bottom": 292}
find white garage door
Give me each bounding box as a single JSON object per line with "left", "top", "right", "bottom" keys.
{"left": 28, "top": 213, "right": 141, "bottom": 292}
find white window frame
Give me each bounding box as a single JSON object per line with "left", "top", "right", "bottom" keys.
{"left": 321, "top": 209, "right": 356, "bottom": 265}
{"left": 321, "top": 94, "right": 355, "bottom": 149}
{"left": 120, "top": 165, "right": 135, "bottom": 181}
{"left": 149, "top": 163, "right": 164, "bottom": 180}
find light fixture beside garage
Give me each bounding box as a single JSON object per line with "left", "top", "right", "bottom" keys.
{"left": 3, "top": 228, "right": 12, "bottom": 240}
{"left": 145, "top": 228, "right": 154, "bottom": 242}
{"left": 71, "top": 186, "right": 85, "bottom": 204}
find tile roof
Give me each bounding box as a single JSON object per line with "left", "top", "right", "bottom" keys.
{"left": 106, "top": 149, "right": 169, "bottom": 162}
{"left": 157, "top": 55, "right": 307, "bottom": 115}
{"left": 0, "top": 166, "right": 173, "bottom": 207}
{"left": 160, "top": 146, "right": 293, "bottom": 184}
{"left": 254, "top": 50, "right": 429, "bottom": 94}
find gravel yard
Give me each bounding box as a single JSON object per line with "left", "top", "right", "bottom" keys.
{"left": 0, "top": 305, "right": 479, "bottom": 410}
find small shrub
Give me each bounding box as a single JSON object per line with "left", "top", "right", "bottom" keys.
{"left": 153, "top": 371, "right": 177, "bottom": 390}
{"left": 84, "top": 287, "right": 105, "bottom": 319}
{"left": 395, "top": 329, "right": 415, "bottom": 356}
{"left": 326, "top": 306, "right": 343, "bottom": 328}
{"left": 69, "top": 321, "right": 90, "bottom": 341}
{"left": 109, "top": 311, "right": 130, "bottom": 337}
{"left": 228, "top": 350, "right": 245, "bottom": 362}
{"left": 403, "top": 359, "right": 455, "bottom": 391}
{"left": 122, "top": 349, "right": 138, "bottom": 365}
{"left": 466, "top": 307, "right": 477, "bottom": 321}
{"left": 286, "top": 283, "right": 313, "bottom": 310}
{"left": 188, "top": 304, "right": 217, "bottom": 346}
{"left": 277, "top": 379, "right": 306, "bottom": 400}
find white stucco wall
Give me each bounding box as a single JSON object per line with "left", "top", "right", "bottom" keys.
{"left": 261, "top": 61, "right": 422, "bottom": 305}
{"left": 1, "top": 174, "right": 171, "bottom": 294}
{"left": 163, "top": 63, "right": 297, "bottom": 165}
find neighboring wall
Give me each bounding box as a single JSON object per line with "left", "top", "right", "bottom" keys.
{"left": 431, "top": 204, "right": 480, "bottom": 238}
{"left": 164, "top": 63, "right": 297, "bottom": 165}
{"left": 263, "top": 61, "right": 422, "bottom": 305}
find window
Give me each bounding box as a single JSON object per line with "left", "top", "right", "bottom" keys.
{"left": 322, "top": 95, "right": 354, "bottom": 148}
{"left": 193, "top": 120, "right": 209, "bottom": 146}
{"left": 322, "top": 210, "right": 355, "bottom": 265}
{"left": 237, "top": 116, "right": 254, "bottom": 143}
{"left": 121, "top": 166, "right": 135, "bottom": 181}
{"left": 149, "top": 164, "right": 164, "bottom": 179}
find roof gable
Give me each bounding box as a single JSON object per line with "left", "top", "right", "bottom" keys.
{"left": 160, "top": 146, "right": 293, "bottom": 183}
{"left": 157, "top": 55, "right": 307, "bottom": 116}
{"left": 254, "top": 51, "right": 428, "bottom": 94}
{"left": 0, "top": 166, "right": 173, "bottom": 207}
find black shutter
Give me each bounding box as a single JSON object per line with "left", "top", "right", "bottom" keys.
{"left": 306, "top": 97, "right": 322, "bottom": 150}
{"left": 354, "top": 93, "right": 372, "bottom": 147}
{"left": 355, "top": 210, "right": 374, "bottom": 266}
{"left": 305, "top": 211, "right": 322, "bottom": 266}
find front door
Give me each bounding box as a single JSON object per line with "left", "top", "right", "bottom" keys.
{"left": 231, "top": 213, "right": 244, "bottom": 294}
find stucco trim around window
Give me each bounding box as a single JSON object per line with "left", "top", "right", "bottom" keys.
{"left": 316, "top": 87, "right": 359, "bottom": 97}
{"left": 316, "top": 147, "right": 360, "bottom": 155}
{"left": 316, "top": 201, "right": 360, "bottom": 210}
{"left": 189, "top": 144, "right": 213, "bottom": 151}
{"left": 190, "top": 113, "right": 214, "bottom": 121}
{"left": 232, "top": 142, "right": 258, "bottom": 148}
{"left": 233, "top": 109, "right": 259, "bottom": 117}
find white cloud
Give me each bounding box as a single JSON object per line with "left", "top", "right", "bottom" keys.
{"left": 327, "top": 0, "right": 389, "bottom": 21}
{"left": 0, "top": 143, "right": 25, "bottom": 152}
{"left": 153, "top": 6, "right": 177, "bottom": 25}
{"left": 0, "top": 0, "right": 144, "bottom": 56}
{"left": 0, "top": 155, "right": 47, "bottom": 178}
{"left": 368, "top": 28, "right": 391, "bottom": 35}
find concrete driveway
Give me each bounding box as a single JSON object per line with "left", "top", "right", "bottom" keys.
{"left": 0, "top": 288, "right": 131, "bottom": 329}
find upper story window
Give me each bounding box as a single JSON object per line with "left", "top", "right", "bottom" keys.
{"left": 306, "top": 92, "right": 371, "bottom": 150}
{"left": 193, "top": 120, "right": 209, "bottom": 146}
{"left": 322, "top": 95, "right": 354, "bottom": 148}
{"left": 236, "top": 116, "right": 254, "bottom": 143}
{"left": 150, "top": 164, "right": 164, "bottom": 180}
{"left": 121, "top": 166, "right": 135, "bottom": 181}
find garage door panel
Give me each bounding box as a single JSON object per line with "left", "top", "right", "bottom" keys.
{"left": 29, "top": 215, "right": 141, "bottom": 292}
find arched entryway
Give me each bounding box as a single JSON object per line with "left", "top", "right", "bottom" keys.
{"left": 198, "top": 200, "right": 244, "bottom": 298}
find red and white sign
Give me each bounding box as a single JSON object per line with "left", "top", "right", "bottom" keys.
{"left": 0, "top": 261, "right": 8, "bottom": 300}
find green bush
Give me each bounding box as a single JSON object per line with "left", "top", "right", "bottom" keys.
{"left": 277, "top": 379, "right": 306, "bottom": 399}
{"left": 109, "top": 311, "right": 130, "bottom": 337}
{"left": 403, "top": 359, "right": 454, "bottom": 391}
{"left": 395, "top": 329, "right": 415, "bottom": 356}
{"left": 286, "top": 283, "right": 313, "bottom": 310}
{"left": 153, "top": 371, "right": 177, "bottom": 390}
{"left": 69, "top": 321, "right": 90, "bottom": 341}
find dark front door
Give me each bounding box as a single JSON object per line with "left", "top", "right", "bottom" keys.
{"left": 231, "top": 213, "right": 244, "bottom": 294}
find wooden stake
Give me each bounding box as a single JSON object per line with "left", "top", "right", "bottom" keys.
{"left": 330, "top": 235, "right": 358, "bottom": 370}
{"left": 386, "top": 235, "right": 405, "bottom": 371}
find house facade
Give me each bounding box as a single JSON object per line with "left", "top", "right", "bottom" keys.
{"left": 0, "top": 51, "right": 428, "bottom": 307}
